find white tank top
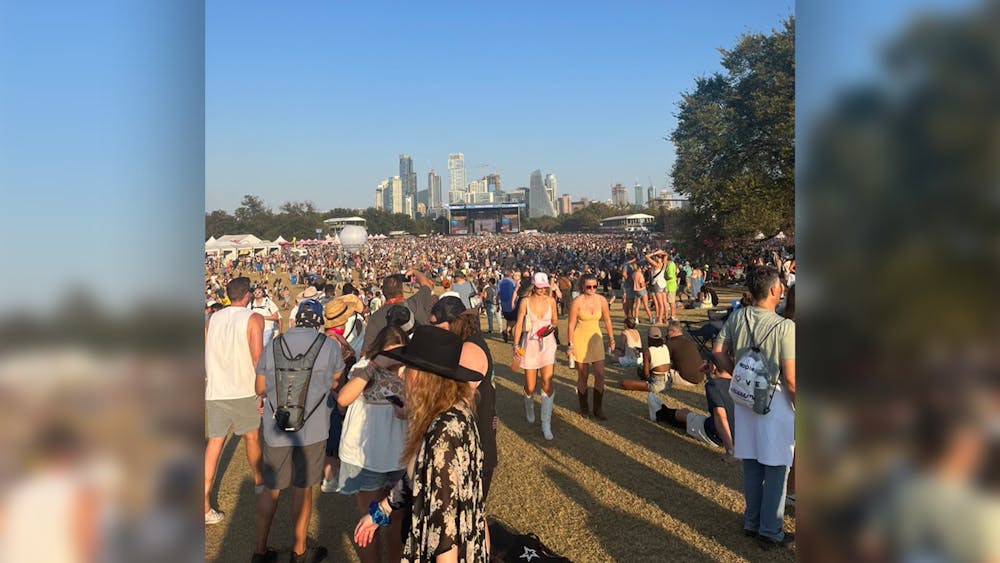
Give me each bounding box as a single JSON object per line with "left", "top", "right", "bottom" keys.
{"left": 648, "top": 345, "right": 671, "bottom": 371}
{"left": 206, "top": 306, "right": 257, "bottom": 400}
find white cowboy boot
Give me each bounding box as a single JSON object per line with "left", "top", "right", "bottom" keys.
{"left": 540, "top": 390, "right": 554, "bottom": 440}
{"left": 524, "top": 392, "right": 535, "bottom": 423}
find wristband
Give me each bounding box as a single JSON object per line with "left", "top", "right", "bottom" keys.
{"left": 368, "top": 500, "right": 390, "bottom": 526}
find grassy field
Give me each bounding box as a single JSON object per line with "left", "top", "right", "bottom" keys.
{"left": 206, "top": 275, "right": 794, "bottom": 562}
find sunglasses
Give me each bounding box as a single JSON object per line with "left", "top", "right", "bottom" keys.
{"left": 584, "top": 284, "right": 598, "bottom": 289}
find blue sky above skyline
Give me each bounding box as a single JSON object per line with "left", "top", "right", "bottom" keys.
{"left": 206, "top": 1, "right": 794, "bottom": 213}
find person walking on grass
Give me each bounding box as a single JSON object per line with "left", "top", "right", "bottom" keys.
{"left": 568, "top": 273, "right": 614, "bottom": 420}
{"left": 204, "top": 276, "right": 264, "bottom": 525}
{"left": 512, "top": 273, "right": 559, "bottom": 440}
{"left": 252, "top": 302, "right": 345, "bottom": 563}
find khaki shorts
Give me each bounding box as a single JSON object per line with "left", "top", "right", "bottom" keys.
{"left": 261, "top": 440, "right": 326, "bottom": 490}
{"left": 667, "top": 290, "right": 677, "bottom": 303}
{"left": 206, "top": 397, "right": 260, "bottom": 438}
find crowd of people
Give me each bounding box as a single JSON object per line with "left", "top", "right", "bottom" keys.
{"left": 204, "top": 233, "right": 797, "bottom": 561}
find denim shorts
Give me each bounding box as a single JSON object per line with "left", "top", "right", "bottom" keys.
{"left": 337, "top": 461, "right": 405, "bottom": 494}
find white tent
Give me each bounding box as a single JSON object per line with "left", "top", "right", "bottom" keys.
{"left": 274, "top": 235, "right": 288, "bottom": 244}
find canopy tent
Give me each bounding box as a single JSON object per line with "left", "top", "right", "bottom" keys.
{"left": 206, "top": 234, "right": 280, "bottom": 258}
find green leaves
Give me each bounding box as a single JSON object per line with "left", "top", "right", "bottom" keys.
{"left": 669, "top": 16, "right": 794, "bottom": 250}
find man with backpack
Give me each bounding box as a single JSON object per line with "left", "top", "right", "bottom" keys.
{"left": 252, "top": 300, "right": 346, "bottom": 563}
{"left": 713, "top": 265, "right": 796, "bottom": 550}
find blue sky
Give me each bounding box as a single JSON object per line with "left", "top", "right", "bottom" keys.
{"left": 206, "top": 1, "right": 794, "bottom": 212}
{"left": 2, "top": 0, "right": 980, "bottom": 312}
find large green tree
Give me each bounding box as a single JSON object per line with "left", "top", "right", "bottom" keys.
{"left": 670, "top": 16, "right": 794, "bottom": 249}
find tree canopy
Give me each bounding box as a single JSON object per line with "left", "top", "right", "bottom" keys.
{"left": 205, "top": 196, "right": 444, "bottom": 239}
{"left": 669, "top": 16, "right": 794, "bottom": 249}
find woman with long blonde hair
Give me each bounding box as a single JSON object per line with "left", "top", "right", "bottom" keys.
{"left": 353, "top": 326, "right": 487, "bottom": 562}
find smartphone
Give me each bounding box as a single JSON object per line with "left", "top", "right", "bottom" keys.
{"left": 385, "top": 395, "right": 405, "bottom": 407}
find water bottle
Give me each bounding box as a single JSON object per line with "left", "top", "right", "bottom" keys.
{"left": 568, "top": 345, "right": 576, "bottom": 369}
{"left": 752, "top": 374, "right": 771, "bottom": 415}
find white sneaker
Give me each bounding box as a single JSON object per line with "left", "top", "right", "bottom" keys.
{"left": 524, "top": 394, "right": 535, "bottom": 423}
{"left": 320, "top": 478, "right": 337, "bottom": 493}
{"left": 647, "top": 393, "right": 663, "bottom": 421}
{"left": 685, "top": 412, "right": 716, "bottom": 446}
{"left": 205, "top": 508, "right": 225, "bottom": 525}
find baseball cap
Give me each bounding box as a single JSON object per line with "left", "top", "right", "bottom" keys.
{"left": 532, "top": 272, "right": 550, "bottom": 288}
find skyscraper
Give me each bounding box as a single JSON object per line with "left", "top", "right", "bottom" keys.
{"left": 486, "top": 173, "right": 500, "bottom": 193}
{"left": 559, "top": 194, "right": 573, "bottom": 215}
{"left": 635, "top": 182, "right": 644, "bottom": 208}
{"left": 399, "top": 154, "right": 416, "bottom": 198}
{"left": 448, "top": 153, "right": 466, "bottom": 199}
{"left": 611, "top": 183, "right": 628, "bottom": 207}
{"left": 375, "top": 180, "right": 386, "bottom": 211}
{"left": 428, "top": 170, "right": 442, "bottom": 211}
{"left": 647, "top": 184, "right": 655, "bottom": 206}
{"left": 544, "top": 173, "right": 559, "bottom": 215}
{"left": 528, "top": 169, "right": 556, "bottom": 218}
{"left": 388, "top": 176, "right": 403, "bottom": 213}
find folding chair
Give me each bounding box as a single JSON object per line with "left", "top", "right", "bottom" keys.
{"left": 682, "top": 307, "right": 731, "bottom": 360}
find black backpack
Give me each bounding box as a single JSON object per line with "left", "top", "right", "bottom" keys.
{"left": 270, "top": 333, "right": 328, "bottom": 432}
{"left": 488, "top": 520, "right": 572, "bottom": 562}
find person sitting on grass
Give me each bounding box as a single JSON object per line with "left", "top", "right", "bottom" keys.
{"left": 609, "top": 317, "right": 643, "bottom": 367}
{"left": 621, "top": 323, "right": 704, "bottom": 391}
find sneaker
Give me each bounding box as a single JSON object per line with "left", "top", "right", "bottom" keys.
{"left": 251, "top": 549, "right": 278, "bottom": 563}
{"left": 290, "top": 546, "right": 328, "bottom": 563}
{"left": 757, "top": 533, "right": 795, "bottom": 550}
{"left": 205, "top": 508, "right": 225, "bottom": 525}
{"left": 320, "top": 478, "right": 337, "bottom": 493}
{"left": 646, "top": 393, "right": 663, "bottom": 421}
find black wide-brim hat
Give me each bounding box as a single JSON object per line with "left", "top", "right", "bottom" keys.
{"left": 377, "top": 325, "right": 484, "bottom": 382}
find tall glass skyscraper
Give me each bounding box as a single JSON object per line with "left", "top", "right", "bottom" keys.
{"left": 544, "top": 173, "right": 559, "bottom": 215}
{"left": 448, "top": 153, "right": 466, "bottom": 199}
{"left": 399, "top": 154, "right": 416, "bottom": 198}
{"left": 528, "top": 169, "right": 556, "bottom": 218}
{"left": 428, "top": 170, "right": 442, "bottom": 211}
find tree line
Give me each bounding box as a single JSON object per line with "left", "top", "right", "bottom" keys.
{"left": 205, "top": 195, "right": 446, "bottom": 240}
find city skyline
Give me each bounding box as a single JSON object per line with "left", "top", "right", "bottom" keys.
{"left": 206, "top": 2, "right": 793, "bottom": 213}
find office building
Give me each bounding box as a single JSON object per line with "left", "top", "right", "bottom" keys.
{"left": 647, "top": 184, "right": 655, "bottom": 206}
{"left": 468, "top": 178, "right": 488, "bottom": 194}
{"left": 448, "top": 153, "right": 466, "bottom": 199}
{"left": 428, "top": 170, "right": 442, "bottom": 210}
{"left": 528, "top": 169, "right": 556, "bottom": 218}
{"left": 558, "top": 194, "right": 573, "bottom": 215}
{"left": 635, "top": 182, "right": 644, "bottom": 208}
{"left": 375, "top": 180, "right": 386, "bottom": 211}
{"left": 486, "top": 173, "right": 501, "bottom": 193}
{"left": 544, "top": 174, "right": 559, "bottom": 214}
{"left": 399, "top": 154, "right": 416, "bottom": 198}
{"left": 388, "top": 176, "right": 403, "bottom": 214}
{"left": 611, "top": 183, "right": 628, "bottom": 207}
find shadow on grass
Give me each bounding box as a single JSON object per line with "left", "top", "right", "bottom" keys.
{"left": 543, "top": 465, "right": 711, "bottom": 562}
{"left": 209, "top": 433, "right": 243, "bottom": 511}
{"left": 490, "top": 380, "right": 787, "bottom": 561}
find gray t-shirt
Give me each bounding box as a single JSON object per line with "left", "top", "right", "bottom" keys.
{"left": 362, "top": 286, "right": 435, "bottom": 352}
{"left": 257, "top": 327, "right": 345, "bottom": 447}
{"left": 716, "top": 306, "right": 795, "bottom": 385}
{"left": 452, "top": 280, "right": 478, "bottom": 310}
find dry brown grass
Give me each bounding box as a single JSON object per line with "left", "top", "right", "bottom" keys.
{"left": 207, "top": 278, "right": 794, "bottom": 562}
